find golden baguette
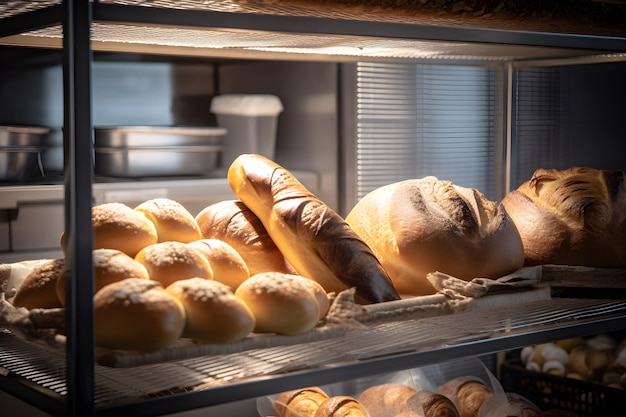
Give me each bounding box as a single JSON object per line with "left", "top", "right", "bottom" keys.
{"left": 227, "top": 153, "right": 400, "bottom": 304}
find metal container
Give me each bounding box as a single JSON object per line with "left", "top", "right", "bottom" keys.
{"left": 94, "top": 145, "right": 222, "bottom": 178}
{"left": 0, "top": 146, "right": 44, "bottom": 181}
{"left": 41, "top": 129, "right": 63, "bottom": 174}
{"left": 0, "top": 125, "right": 50, "bottom": 147}
{"left": 94, "top": 126, "right": 226, "bottom": 147}
{"left": 93, "top": 126, "right": 225, "bottom": 178}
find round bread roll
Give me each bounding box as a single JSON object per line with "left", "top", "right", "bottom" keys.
{"left": 235, "top": 272, "right": 321, "bottom": 335}
{"left": 196, "top": 200, "right": 296, "bottom": 276}
{"left": 313, "top": 396, "right": 368, "bottom": 417}
{"left": 166, "top": 277, "right": 255, "bottom": 343}
{"left": 92, "top": 202, "right": 158, "bottom": 257}
{"left": 501, "top": 167, "right": 626, "bottom": 267}
{"left": 135, "top": 198, "right": 201, "bottom": 243}
{"left": 298, "top": 276, "right": 331, "bottom": 321}
{"left": 358, "top": 383, "right": 417, "bottom": 417}
{"left": 94, "top": 278, "right": 186, "bottom": 351}
{"left": 438, "top": 376, "right": 493, "bottom": 417}
{"left": 12, "top": 258, "right": 64, "bottom": 310}
{"left": 398, "top": 390, "right": 461, "bottom": 417}
{"left": 187, "top": 239, "right": 250, "bottom": 290}
{"left": 135, "top": 241, "right": 213, "bottom": 288}
{"left": 345, "top": 177, "right": 525, "bottom": 296}
{"left": 275, "top": 386, "right": 330, "bottom": 417}
{"left": 56, "top": 248, "right": 150, "bottom": 306}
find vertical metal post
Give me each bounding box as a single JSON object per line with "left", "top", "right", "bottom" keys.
{"left": 62, "top": 0, "right": 95, "bottom": 416}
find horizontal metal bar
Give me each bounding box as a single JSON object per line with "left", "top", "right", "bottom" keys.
{"left": 0, "top": 5, "right": 62, "bottom": 38}
{"left": 92, "top": 3, "right": 626, "bottom": 53}
{"left": 0, "top": 373, "right": 66, "bottom": 417}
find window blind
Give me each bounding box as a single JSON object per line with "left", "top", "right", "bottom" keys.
{"left": 511, "top": 67, "right": 569, "bottom": 188}
{"left": 355, "top": 62, "right": 496, "bottom": 201}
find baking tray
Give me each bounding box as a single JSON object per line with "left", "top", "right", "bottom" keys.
{"left": 0, "top": 125, "right": 50, "bottom": 147}
{"left": 94, "top": 145, "right": 223, "bottom": 178}
{"left": 94, "top": 126, "right": 226, "bottom": 147}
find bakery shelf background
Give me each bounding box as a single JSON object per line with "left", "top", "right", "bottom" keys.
{"left": 1, "top": 1, "right": 626, "bottom": 416}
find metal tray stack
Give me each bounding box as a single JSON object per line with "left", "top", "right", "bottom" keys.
{"left": 94, "top": 126, "right": 226, "bottom": 178}
{"left": 0, "top": 126, "right": 49, "bottom": 182}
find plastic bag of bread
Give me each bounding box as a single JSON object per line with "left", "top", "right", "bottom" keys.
{"left": 345, "top": 177, "right": 525, "bottom": 296}
{"left": 501, "top": 167, "right": 626, "bottom": 267}
{"left": 257, "top": 370, "right": 417, "bottom": 417}
{"left": 415, "top": 357, "right": 543, "bottom": 417}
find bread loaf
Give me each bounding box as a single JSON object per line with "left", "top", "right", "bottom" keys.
{"left": 228, "top": 154, "right": 399, "bottom": 304}
{"left": 187, "top": 239, "right": 250, "bottom": 290}
{"left": 275, "top": 386, "right": 329, "bottom": 417}
{"left": 504, "top": 393, "right": 541, "bottom": 417}
{"left": 135, "top": 241, "right": 213, "bottom": 288}
{"left": 358, "top": 383, "right": 417, "bottom": 417}
{"left": 165, "top": 278, "right": 255, "bottom": 343}
{"left": 135, "top": 198, "right": 202, "bottom": 243}
{"left": 94, "top": 278, "right": 186, "bottom": 351}
{"left": 12, "top": 258, "right": 64, "bottom": 310}
{"left": 195, "top": 200, "right": 296, "bottom": 276}
{"left": 398, "top": 390, "right": 461, "bottom": 417}
{"left": 92, "top": 202, "right": 158, "bottom": 257}
{"left": 501, "top": 167, "right": 626, "bottom": 267}
{"left": 438, "top": 376, "right": 492, "bottom": 417}
{"left": 346, "top": 177, "right": 525, "bottom": 296}
{"left": 313, "top": 396, "right": 368, "bottom": 417}
{"left": 235, "top": 272, "right": 322, "bottom": 335}
{"left": 56, "top": 248, "right": 150, "bottom": 306}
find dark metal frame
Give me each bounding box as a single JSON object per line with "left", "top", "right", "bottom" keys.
{"left": 0, "top": 2, "right": 626, "bottom": 416}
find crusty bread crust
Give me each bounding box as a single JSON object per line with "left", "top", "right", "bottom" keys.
{"left": 502, "top": 167, "right": 626, "bottom": 267}
{"left": 346, "top": 177, "right": 524, "bottom": 296}
{"left": 228, "top": 154, "right": 399, "bottom": 304}
{"left": 195, "top": 199, "right": 297, "bottom": 276}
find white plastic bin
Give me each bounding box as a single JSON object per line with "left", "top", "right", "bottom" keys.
{"left": 210, "top": 94, "right": 283, "bottom": 169}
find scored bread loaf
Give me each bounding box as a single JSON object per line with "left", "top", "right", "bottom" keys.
{"left": 358, "top": 383, "right": 417, "bottom": 417}
{"left": 346, "top": 177, "right": 525, "bottom": 296}
{"left": 135, "top": 198, "right": 201, "bottom": 243}
{"left": 12, "top": 258, "right": 65, "bottom": 310}
{"left": 438, "top": 376, "right": 493, "bottom": 417}
{"left": 165, "top": 277, "right": 255, "bottom": 343}
{"left": 56, "top": 248, "right": 150, "bottom": 306}
{"left": 274, "top": 386, "right": 330, "bottom": 417}
{"left": 135, "top": 241, "right": 213, "bottom": 288}
{"left": 501, "top": 167, "right": 626, "bottom": 267}
{"left": 91, "top": 202, "right": 158, "bottom": 257}
{"left": 94, "top": 278, "right": 186, "bottom": 351}
{"left": 228, "top": 154, "right": 399, "bottom": 304}
{"left": 398, "top": 390, "right": 461, "bottom": 417}
{"left": 313, "top": 396, "right": 369, "bottom": 417}
{"left": 195, "top": 200, "right": 296, "bottom": 276}
{"left": 504, "top": 393, "right": 541, "bottom": 417}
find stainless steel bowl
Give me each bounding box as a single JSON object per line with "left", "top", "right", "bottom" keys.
{"left": 0, "top": 146, "right": 44, "bottom": 181}
{"left": 0, "top": 125, "right": 50, "bottom": 147}
{"left": 94, "top": 145, "right": 223, "bottom": 178}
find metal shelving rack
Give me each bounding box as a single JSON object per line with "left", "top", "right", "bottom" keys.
{"left": 1, "top": 1, "right": 626, "bottom": 416}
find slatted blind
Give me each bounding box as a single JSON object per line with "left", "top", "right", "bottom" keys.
{"left": 356, "top": 62, "right": 496, "bottom": 201}
{"left": 510, "top": 67, "right": 569, "bottom": 188}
